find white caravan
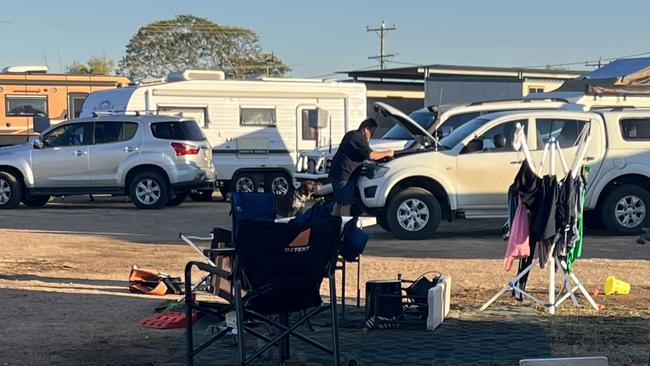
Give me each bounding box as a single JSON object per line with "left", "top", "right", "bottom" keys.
{"left": 80, "top": 70, "right": 367, "bottom": 197}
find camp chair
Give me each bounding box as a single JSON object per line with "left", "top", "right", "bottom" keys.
{"left": 184, "top": 215, "right": 343, "bottom": 366}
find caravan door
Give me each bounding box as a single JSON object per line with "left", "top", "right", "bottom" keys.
{"left": 296, "top": 106, "right": 320, "bottom": 156}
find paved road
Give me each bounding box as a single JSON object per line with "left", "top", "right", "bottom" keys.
{"left": 1, "top": 196, "right": 647, "bottom": 261}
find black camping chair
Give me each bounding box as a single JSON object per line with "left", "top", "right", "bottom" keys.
{"left": 184, "top": 215, "right": 343, "bottom": 366}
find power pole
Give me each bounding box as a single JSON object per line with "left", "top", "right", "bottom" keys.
{"left": 367, "top": 21, "right": 396, "bottom": 69}
{"left": 585, "top": 57, "right": 603, "bottom": 69}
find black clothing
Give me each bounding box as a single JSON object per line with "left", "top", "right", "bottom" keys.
{"left": 331, "top": 177, "right": 357, "bottom": 205}
{"left": 531, "top": 176, "right": 558, "bottom": 267}
{"left": 328, "top": 130, "right": 371, "bottom": 182}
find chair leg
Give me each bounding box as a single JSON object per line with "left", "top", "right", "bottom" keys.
{"left": 185, "top": 263, "right": 194, "bottom": 366}
{"left": 329, "top": 274, "right": 341, "bottom": 366}
{"left": 234, "top": 278, "right": 246, "bottom": 365}
{"left": 279, "top": 313, "right": 290, "bottom": 363}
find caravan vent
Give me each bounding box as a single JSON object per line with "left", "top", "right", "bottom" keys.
{"left": 167, "top": 70, "right": 225, "bottom": 82}
{"left": 2, "top": 65, "right": 49, "bottom": 73}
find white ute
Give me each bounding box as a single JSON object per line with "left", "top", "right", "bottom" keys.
{"left": 359, "top": 102, "right": 650, "bottom": 239}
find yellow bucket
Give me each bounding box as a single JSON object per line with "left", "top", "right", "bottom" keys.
{"left": 604, "top": 276, "right": 630, "bottom": 295}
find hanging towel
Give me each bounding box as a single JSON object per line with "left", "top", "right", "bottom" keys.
{"left": 504, "top": 200, "right": 531, "bottom": 271}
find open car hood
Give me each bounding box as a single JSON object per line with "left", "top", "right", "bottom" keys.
{"left": 373, "top": 102, "right": 438, "bottom": 146}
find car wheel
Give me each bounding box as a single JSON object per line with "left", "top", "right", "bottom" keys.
{"left": 600, "top": 185, "right": 650, "bottom": 235}
{"left": 189, "top": 190, "right": 213, "bottom": 202}
{"left": 0, "top": 171, "right": 22, "bottom": 209}
{"left": 129, "top": 171, "right": 169, "bottom": 209}
{"left": 265, "top": 172, "right": 291, "bottom": 196}
{"left": 166, "top": 191, "right": 188, "bottom": 207}
{"left": 232, "top": 173, "right": 258, "bottom": 193}
{"left": 23, "top": 195, "right": 51, "bottom": 208}
{"left": 386, "top": 187, "right": 441, "bottom": 240}
{"left": 377, "top": 210, "right": 392, "bottom": 232}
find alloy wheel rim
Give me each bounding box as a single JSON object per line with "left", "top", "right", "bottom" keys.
{"left": 135, "top": 179, "right": 161, "bottom": 205}
{"left": 0, "top": 178, "right": 11, "bottom": 204}
{"left": 236, "top": 177, "right": 255, "bottom": 192}
{"left": 396, "top": 198, "right": 430, "bottom": 232}
{"left": 271, "top": 176, "right": 289, "bottom": 196}
{"left": 614, "top": 195, "right": 646, "bottom": 229}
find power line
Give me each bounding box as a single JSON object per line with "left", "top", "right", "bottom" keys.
{"left": 366, "top": 21, "right": 396, "bottom": 70}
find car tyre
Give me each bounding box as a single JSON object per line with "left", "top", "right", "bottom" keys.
{"left": 377, "top": 210, "right": 392, "bottom": 232}
{"left": 129, "top": 171, "right": 169, "bottom": 209}
{"left": 386, "top": 187, "right": 441, "bottom": 240}
{"left": 232, "top": 173, "right": 258, "bottom": 193}
{"left": 264, "top": 172, "right": 291, "bottom": 196}
{"left": 23, "top": 195, "right": 51, "bottom": 208}
{"left": 166, "top": 191, "right": 188, "bottom": 207}
{"left": 189, "top": 190, "right": 213, "bottom": 202}
{"left": 600, "top": 184, "right": 650, "bottom": 235}
{"left": 0, "top": 171, "right": 22, "bottom": 209}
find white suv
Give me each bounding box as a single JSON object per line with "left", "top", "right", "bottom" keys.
{"left": 359, "top": 103, "right": 650, "bottom": 239}
{"left": 296, "top": 98, "right": 573, "bottom": 181}
{"left": 0, "top": 113, "right": 216, "bottom": 209}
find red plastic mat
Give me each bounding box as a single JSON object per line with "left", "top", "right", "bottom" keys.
{"left": 138, "top": 311, "right": 197, "bottom": 329}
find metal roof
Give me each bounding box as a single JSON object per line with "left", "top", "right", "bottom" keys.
{"left": 345, "top": 64, "right": 585, "bottom": 81}
{"left": 581, "top": 57, "right": 650, "bottom": 80}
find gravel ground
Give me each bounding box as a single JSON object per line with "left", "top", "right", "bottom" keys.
{"left": 0, "top": 196, "right": 648, "bottom": 365}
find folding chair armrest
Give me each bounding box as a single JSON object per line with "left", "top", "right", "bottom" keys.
{"left": 185, "top": 260, "right": 232, "bottom": 280}
{"left": 202, "top": 248, "right": 236, "bottom": 256}
{"left": 179, "top": 233, "right": 214, "bottom": 243}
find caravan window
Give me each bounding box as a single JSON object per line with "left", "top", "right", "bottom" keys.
{"left": 68, "top": 93, "right": 88, "bottom": 119}
{"left": 620, "top": 119, "right": 650, "bottom": 141}
{"left": 157, "top": 106, "right": 208, "bottom": 128}
{"left": 6, "top": 95, "right": 48, "bottom": 116}
{"left": 301, "top": 109, "right": 317, "bottom": 140}
{"left": 240, "top": 107, "right": 276, "bottom": 127}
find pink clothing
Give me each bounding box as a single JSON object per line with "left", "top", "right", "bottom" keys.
{"left": 504, "top": 201, "right": 531, "bottom": 271}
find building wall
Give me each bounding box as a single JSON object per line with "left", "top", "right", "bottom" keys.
{"left": 424, "top": 78, "right": 523, "bottom": 106}
{"left": 522, "top": 79, "right": 565, "bottom": 96}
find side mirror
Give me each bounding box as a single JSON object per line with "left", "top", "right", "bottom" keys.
{"left": 33, "top": 137, "right": 44, "bottom": 150}
{"left": 493, "top": 133, "right": 507, "bottom": 149}
{"left": 462, "top": 139, "right": 483, "bottom": 153}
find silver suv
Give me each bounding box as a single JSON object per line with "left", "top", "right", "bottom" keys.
{"left": 0, "top": 114, "right": 216, "bottom": 209}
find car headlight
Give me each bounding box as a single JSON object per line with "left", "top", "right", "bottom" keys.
{"left": 372, "top": 166, "right": 390, "bottom": 179}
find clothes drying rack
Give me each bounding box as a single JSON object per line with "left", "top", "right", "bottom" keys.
{"left": 481, "top": 123, "right": 598, "bottom": 314}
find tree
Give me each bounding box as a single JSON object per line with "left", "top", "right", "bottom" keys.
{"left": 67, "top": 55, "right": 116, "bottom": 75}
{"left": 119, "top": 15, "right": 291, "bottom": 80}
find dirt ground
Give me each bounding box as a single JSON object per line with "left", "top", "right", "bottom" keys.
{"left": 1, "top": 197, "right": 649, "bottom": 365}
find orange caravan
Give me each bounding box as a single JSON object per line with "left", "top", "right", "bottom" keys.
{"left": 0, "top": 66, "right": 129, "bottom": 146}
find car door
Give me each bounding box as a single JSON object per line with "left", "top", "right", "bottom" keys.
{"left": 31, "top": 122, "right": 92, "bottom": 188}
{"left": 88, "top": 121, "right": 140, "bottom": 187}
{"left": 455, "top": 119, "right": 529, "bottom": 215}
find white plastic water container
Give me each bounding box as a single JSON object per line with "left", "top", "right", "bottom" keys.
{"left": 426, "top": 276, "right": 451, "bottom": 330}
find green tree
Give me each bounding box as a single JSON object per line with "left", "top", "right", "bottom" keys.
{"left": 119, "top": 15, "right": 290, "bottom": 80}
{"left": 67, "top": 55, "right": 116, "bottom": 75}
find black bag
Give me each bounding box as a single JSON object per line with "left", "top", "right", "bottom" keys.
{"left": 404, "top": 271, "right": 441, "bottom": 304}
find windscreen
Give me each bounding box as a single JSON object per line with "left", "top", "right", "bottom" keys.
{"left": 381, "top": 110, "right": 435, "bottom": 140}
{"left": 438, "top": 116, "right": 493, "bottom": 149}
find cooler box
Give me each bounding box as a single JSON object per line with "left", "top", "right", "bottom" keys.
{"left": 426, "top": 276, "right": 451, "bottom": 330}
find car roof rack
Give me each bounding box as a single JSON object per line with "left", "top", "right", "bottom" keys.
{"left": 91, "top": 110, "right": 157, "bottom": 117}
{"left": 467, "top": 97, "right": 569, "bottom": 106}
{"left": 589, "top": 105, "right": 637, "bottom": 112}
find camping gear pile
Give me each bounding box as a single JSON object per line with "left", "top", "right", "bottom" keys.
{"left": 364, "top": 271, "right": 451, "bottom": 330}
{"left": 129, "top": 266, "right": 183, "bottom": 296}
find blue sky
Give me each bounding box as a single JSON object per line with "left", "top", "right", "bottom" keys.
{"left": 1, "top": 0, "right": 647, "bottom": 78}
